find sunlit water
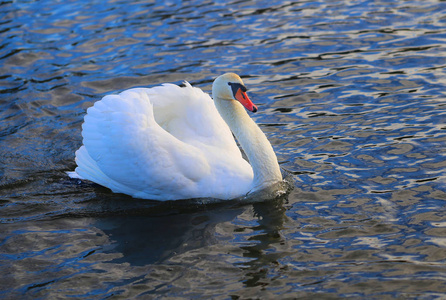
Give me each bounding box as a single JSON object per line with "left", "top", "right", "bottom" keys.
{"left": 1, "top": 0, "right": 446, "bottom": 298}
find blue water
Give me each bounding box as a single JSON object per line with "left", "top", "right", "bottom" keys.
{"left": 1, "top": 0, "right": 446, "bottom": 298}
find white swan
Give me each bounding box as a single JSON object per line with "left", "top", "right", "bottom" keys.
{"left": 69, "top": 73, "right": 282, "bottom": 200}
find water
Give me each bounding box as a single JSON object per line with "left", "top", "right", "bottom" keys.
{"left": 1, "top": 0, "right": 446, "bottom": 298}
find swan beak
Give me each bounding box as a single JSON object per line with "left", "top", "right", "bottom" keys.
{"left": 235, "top": 88, "right": 258, "bottom": 113}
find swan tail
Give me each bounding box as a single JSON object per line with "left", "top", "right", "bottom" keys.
{"left": 73, "top": 145, "right": 145, "bottom": 197}
{"left": 66, "top": 171, "right": 82, "bottom": 179}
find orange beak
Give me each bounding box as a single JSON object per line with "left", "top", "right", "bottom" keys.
{"left": 235, "top": 88, "right": 258, "bottom": 113}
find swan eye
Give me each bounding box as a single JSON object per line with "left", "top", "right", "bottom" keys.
{"left": 228, "top": 82, "right": 247, "bottom": 98}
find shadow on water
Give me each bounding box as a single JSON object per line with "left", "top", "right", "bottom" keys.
{"left": 94, "top": 205, "right": 245, "bottom": 266}
{"left": 60, "top": 177, "right": 294, "bottom": 266}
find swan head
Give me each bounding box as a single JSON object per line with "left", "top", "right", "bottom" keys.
{"left": 212, "top": 73, "right": 258, "bottom": 112}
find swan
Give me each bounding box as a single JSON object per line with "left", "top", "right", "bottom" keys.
{"left": 68, "top": 73, "right": 282, "bottom": 200}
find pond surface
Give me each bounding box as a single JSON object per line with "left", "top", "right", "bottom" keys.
{"left": 1, "top": 0, "right": 446, "bottom": 298}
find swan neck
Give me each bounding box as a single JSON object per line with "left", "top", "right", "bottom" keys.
{"left": 214, "top": 97, "right": 282, "bottom": 190}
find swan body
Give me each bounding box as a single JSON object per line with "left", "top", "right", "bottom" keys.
{"left": 69, "top": 73, "right": 282, "bottom": 200}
